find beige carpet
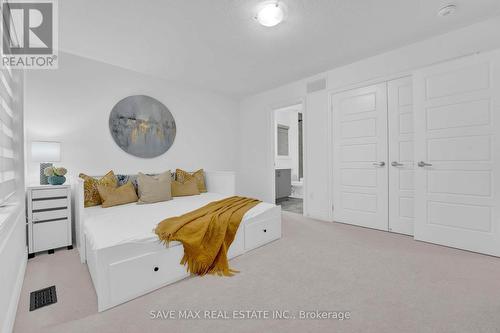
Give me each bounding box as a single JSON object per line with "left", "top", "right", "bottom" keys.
{"left": 14, "top": 212, "right": 500, "bottom": 333}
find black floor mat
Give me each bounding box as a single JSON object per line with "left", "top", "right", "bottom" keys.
{"left": 29, "top": 286, "right": 57, "bottom": 311}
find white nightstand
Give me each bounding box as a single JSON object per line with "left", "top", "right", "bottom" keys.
{"left": 27, "top": 184, "right": 72, "bottom": 258}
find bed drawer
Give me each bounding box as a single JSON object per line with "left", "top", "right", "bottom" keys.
{"left": 244, "top": 217, "right": 281, "bottom": 251}
{"left": 151, "top": 245, "right": 188, "bottom": 286}
{"left": 108, "top": 246, "right": 188, "bottom": 305}
{"left": 227, "top": 226, "right": 245, "bottom": 259}
{"left": 108, "top": 253, "right": 156, "bottom": 304}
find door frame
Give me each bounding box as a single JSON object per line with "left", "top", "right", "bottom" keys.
{"left": 268, "top": 98, "right": 306, "bottom": 215}
{"left": 387, "top": 75, "right": 414, "bottom": 235}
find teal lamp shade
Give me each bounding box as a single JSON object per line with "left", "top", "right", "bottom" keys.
{"left": 31, "top": 141, "right": 61, "bottom": 185}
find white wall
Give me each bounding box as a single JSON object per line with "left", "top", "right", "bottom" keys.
{"left": 0, "top": 70, "right": 26, "bottom": 333}
{"left": 24, "top": 52, "right": 239, "bottom": 184}
{"left": 237, "top": 17, "right": 500, "bottom": 220}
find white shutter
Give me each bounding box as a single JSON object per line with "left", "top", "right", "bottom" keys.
{"left": 0, "top": 68, "right": 22, "bottom": 206}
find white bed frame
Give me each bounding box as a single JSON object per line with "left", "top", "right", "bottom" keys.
{"left": 74, "top": 171, "right": 281, "bottom": 312}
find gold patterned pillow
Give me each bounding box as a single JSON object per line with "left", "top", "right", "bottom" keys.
{"left": 176, "top": 168, "right": 207, "bottom": 193}
{"left": 79, "top": 171, "right": 118, "bottom": 207}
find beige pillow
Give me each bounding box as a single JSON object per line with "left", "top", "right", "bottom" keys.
{"left": 137, "top": 171, "right": 172, "bottom": 204}
{"left": 97, "top": 181, "right": 138, "bottom": 208}
{"left": 171, "top": 178, "right": 200, "bottom": 197}
{"left": 176, "top": 169, "right": 207, "bottom": 193}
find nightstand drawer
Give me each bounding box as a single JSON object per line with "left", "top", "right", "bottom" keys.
{"left": 33, "top": 208, "right": 68, "bottom": 222}
{"left": 32, "top": 198, "right": 68, "bottom": 210}
{"left": 33, "top": 219, "right": 70, "bottom": 252}
{"left": 32, "top": 188, "right": 68, "bottom": 199}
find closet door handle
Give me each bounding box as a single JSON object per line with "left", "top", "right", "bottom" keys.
{"left": 418, "top": 161, "right": 433, "bottom": 167}
{"left": 391, "top": 161, "right": 404, "bottom": 167}
{"left": 372, "top": 161, "right": 385, "bottom": 167}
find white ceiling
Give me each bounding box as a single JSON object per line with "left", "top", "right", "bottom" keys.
{"left": 60, "top": 0, "right": 500, "bottom": 98}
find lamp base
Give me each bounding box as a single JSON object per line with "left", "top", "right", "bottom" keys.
{"left": 39, "top": 163, "right": 52, "bottom": 185}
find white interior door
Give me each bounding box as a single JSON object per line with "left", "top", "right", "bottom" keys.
{"left": 388, "top": 76, "right": 415, "bottom": 235}
{"left": 414, "top": 50, "right": 500, "bottom": 256}
{"left": 332, "top": 83, "right": 388, "bottom": 231}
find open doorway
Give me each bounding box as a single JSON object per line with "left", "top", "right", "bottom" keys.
{"left": 273, "top": 103, "right": 304, "bottom": 215}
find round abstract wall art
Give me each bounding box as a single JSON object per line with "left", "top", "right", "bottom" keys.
{"left": 109, "top": 95, "right": 176, "bottom": 158}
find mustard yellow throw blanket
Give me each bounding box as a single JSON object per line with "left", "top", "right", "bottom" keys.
{"left": 155, "top": 196, "right": 260, "bottom": 276}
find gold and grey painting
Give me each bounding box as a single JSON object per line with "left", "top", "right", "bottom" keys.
{"left": 109, "top": 95, "right": 176, "bottom": 158}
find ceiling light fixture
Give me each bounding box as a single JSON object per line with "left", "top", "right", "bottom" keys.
{"left": 438, "top": 4, "right": 457, "bottom": 17}
{"left": 256, "top": 2, "right": 285, "bottom": 27}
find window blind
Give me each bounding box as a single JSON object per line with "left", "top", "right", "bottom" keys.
{"left": 0, "top": 67, "right": 21, "bottom": 207}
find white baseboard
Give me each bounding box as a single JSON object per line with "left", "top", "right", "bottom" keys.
{"left": 2, "top": 247, "right": 27, "bottom": 333}
{"left": 305, "top": 211, "right": 331, "bottom": 222}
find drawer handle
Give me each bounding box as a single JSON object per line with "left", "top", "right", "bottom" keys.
{"left": 153, "top": 266, "right": 159, "bottom": 272}
{"left": 263, "top": 229, "right": 267, "bottom": 233}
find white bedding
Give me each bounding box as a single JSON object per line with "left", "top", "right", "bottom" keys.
{"left": 83, "top": 193, "right": 274, "bottom": 250}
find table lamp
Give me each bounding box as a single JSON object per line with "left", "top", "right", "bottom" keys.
{"left": 31, "top": 141, "right": 61, "bottom": 185}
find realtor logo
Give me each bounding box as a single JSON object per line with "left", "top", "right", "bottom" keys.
{"left": 1, "top": 0, "right": 58, "bottom": 69}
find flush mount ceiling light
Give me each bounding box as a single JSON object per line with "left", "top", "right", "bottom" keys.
{"left": 256, "top": 2, "right": 285, "bottom": 27}
{"left": 438, "top": 4, "right": 457, "bottom": 17}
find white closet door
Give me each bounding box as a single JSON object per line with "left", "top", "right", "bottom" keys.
{"left": 332, "top": 83, "right": 388, "bottom": 231}
{"left": 414, "top": 50, "right": 500, "bottom": 256}
{"left": 388, "top": 76, "right": 415, "bottom": 235}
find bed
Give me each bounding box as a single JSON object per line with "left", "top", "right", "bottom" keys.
{"left": 74, "top": 171, "right": 282, "bottom": 312}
